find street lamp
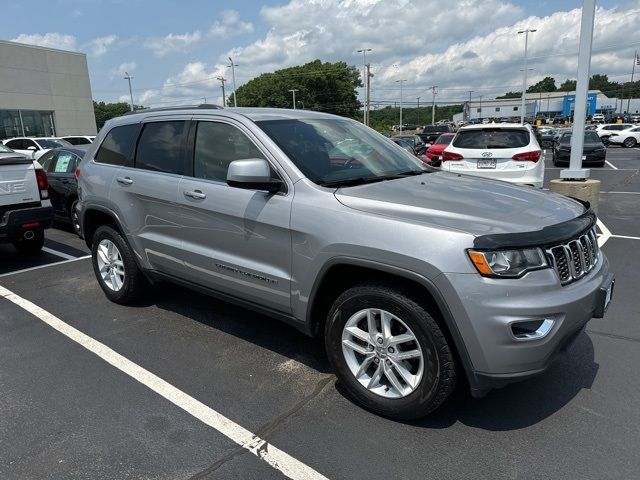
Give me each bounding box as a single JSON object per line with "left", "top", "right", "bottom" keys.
{"left": 518, "top": 28, "right": 537, "bottom": 124}
{"left": 396, "top": 80, "right": 406, "bottom": 132}
{"left": 288, "top": 89, "right": 299, "bottom": 109}
{"left": 356, "top": 48, "right": 372, "bottom": 124}
{"left": 124, "top": 72, "right": 134, "bottom": 111}
{"left": 227, "top": 57, "right": 238, "bottom": 107}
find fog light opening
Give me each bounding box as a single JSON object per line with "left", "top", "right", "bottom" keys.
{"left": 511, "top": 318, "right": 555, "bottom": 340}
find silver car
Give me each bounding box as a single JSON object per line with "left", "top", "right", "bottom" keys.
{"left": 76, "top": 106, "right": 614, "bottom": 419}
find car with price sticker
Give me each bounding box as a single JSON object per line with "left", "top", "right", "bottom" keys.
{"left": 441, "top": 123, "right": 544, "bottom": 188}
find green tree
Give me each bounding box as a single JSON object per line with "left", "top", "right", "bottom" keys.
{"left": 527, "top": 76, "right": 557, "bottom": 93}
{"left": 231, "top": 60, "right": 362, "bottom": 118}
{"left": 558, "top": 79, "right": 577, "bottom": 91}
{"left": 496, "top": 91, "right": 522, "bottom": 99}
{"left": 93, "top": 101, "right": 142, "bottom": 129}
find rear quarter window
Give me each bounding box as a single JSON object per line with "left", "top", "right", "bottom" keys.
{"left": 95, "top": 124, "right": 140, "bottom": 166}
{"left": 452, "top": 129, "right": 530, "bottom": 149}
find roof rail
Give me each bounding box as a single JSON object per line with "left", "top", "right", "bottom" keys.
{"left": 123, "top": 104, "right": 223, "bottom": 116}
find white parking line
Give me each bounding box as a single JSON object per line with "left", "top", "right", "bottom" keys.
{"left": 0, "top": 285, "right": 328, "bottom": 480}
{"left": 605, "top": 160, "right": 618, "bottom": 170}
{"left": 597, "top": 219, "right": 611, "bottom": 247}
{"left": 0, "top": 255, "right": 92, "bottom": 278}
{"left": 611, "top": 234, "right": 640, "bottom": 241}
{"left": 42, "top": 246, "right": 77, "bottom": 260}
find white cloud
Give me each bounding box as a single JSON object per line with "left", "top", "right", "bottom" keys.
{"left": 88, "top": 35, "right": 118, "bottom": 57}
{"left": 144, "top": 31, "right": 203, "bottom": 57}
{"left": 126, "top": 1, "right": 640, "bottom": 107}
{"left": 10, "top": 33, "right": 77, "bottom": 51}
{"left": 111, "top": 61, "right": 136, "bottom": 79}
{"left": 209, "top": 9, "right": 254, "bottom": 37}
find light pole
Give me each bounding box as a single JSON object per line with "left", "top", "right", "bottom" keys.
{"left": 124, "top": 72, "right": 134, "bottom": 111}
{"left": 396, "top": 79, "right": 406, "bottom": 132}
{"left": 431, "top": 86, "right": 437, "bottom": 125}
{"left": 518, "top": 28, "right": 536, "bottom": 124}
{"left": 468, "top": 90, "right": 473, "bottom": 122}
{"left": 479, "top": 94, "right": 483, "bottom": 120}
{"left": 288, "top": 89, "right": 299, "bottom": 109}
{"left": 416, "top": 97, "right": 420, "bottom": 125}
{"left": 227, "top": 57, "right": 238, "bottom": 107}
{"left": 216, "top": 76, "right": 226, "bottom": 106}
{"left": 356, "top": 48, "right": 372, "bottom": 124}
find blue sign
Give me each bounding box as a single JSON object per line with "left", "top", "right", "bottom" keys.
{"left": 562, "top": 93, "right": 597, "bottom": 116}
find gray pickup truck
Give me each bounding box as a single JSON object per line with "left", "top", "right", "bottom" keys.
{"left": 0, "top": 144, "right": 53, "bottom": 253}
{"left": 77, "top": 106, "right": 614, "bottom": 419}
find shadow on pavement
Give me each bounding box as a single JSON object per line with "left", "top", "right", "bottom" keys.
{"left": 412, "top": 332, "right": 598, "bottom": 431}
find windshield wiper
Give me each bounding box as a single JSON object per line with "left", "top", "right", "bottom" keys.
{"left": 319, "top": 170, "right": 427, "bottom": 188}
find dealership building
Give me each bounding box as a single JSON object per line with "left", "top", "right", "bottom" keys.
{"left": 0, "top": 40, "right": 97, "bottom": 140}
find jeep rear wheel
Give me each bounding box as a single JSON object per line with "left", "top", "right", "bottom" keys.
{"left": 325, "top": 283, "right": 456, "bottom": 419}
{"left": 91, "top": 225, "right": 149, "bottom": 304}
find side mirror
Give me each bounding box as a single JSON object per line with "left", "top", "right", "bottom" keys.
{"left": 27, "top": 146, "right": 37, "bottom": 151}
{"left": 227, "top": 158, "right": 282, "bottom": 193}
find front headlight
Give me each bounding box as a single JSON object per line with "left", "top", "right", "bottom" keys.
{"left": 467, "top": 248, "right": 548, "bottom": 278}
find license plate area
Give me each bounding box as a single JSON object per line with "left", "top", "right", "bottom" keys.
{"left": 477, "top": 159, "right": 497, "bottom": 169}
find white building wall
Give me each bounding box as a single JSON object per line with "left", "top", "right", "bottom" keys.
{"left": 0, "top": 40, "right": 96, "bottom": 137}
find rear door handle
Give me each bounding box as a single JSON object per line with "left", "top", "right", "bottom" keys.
{"left": 116, "top": 176, "right": 133, "bottom": 186}
{"left": 183, "top": 190, "right": 206, "bottom": 200}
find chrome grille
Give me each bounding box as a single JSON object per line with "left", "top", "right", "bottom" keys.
{"left": 546, "top": 228, "right": 599, "bottom": 285}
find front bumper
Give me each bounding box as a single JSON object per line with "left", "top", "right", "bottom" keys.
{"left": 434, "top": 252, "right": 613, "bottom": 397}
{"left": 555, "top": 151, "right": 606, "bottom": 164}
{"left": 0, "top": 205, "right": 53, "bottom": 243}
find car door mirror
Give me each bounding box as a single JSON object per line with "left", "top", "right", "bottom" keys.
{"left": 227, "top": 158, "right": 282, "bottom": 193}
{"left": 27, "top": 146, "right": 37, "bottom": 151}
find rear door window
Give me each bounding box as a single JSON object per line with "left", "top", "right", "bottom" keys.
{"left": 135, "top": 121, "right": 188, "bottom": 175}
{"left": 452, "top": 129, "right": 530, "bottom": 149}
{"left": 53, "top": 151, "right": 76, "bottom": 173}
{"left": 5, "top": 139, "right": 23, "bottom": 150}
{"left": 39, "top": 151, "right": 58, "bottom": 172}
{"left": 95, "top": 124, "right": 139, "bottom": 166}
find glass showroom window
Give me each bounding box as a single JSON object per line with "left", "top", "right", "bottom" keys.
{"left": 0, "top": 110, "right": 56, "bottom": 140}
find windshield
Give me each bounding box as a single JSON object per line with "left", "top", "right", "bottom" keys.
{"left": 452, "top": 128, "right": 530, "bottom": 149}
{"left": 560, "top": 132, "right": 602, "bottom": 144}
{"left": 37, "top": 139, "right": 72, "bottom": 149}
{"left": 256, "top": 118, "right": 425, "bottom": 186}
{"left": 434, "top": 135, "right": 453, "bottom": 145}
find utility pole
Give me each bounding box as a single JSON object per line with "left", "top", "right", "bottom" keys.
{"left": 396, "top": 79, "right": 406, "bottom": 132}
{"left": 626, "top": 50, "right": 637, "bottom": 113}
{"left": 202, "top": 97, "right": 207, "bottom": 104}
{"left": 547, "top": 93, "right": 551, "bottom": 120}
{"left": 365, "top": 63, "right": 373, "bottom": 126}
{"left": 518, "top": 28, "right": 537, "bottom": 124}
{"left": 479, "top": 94, "right": 483, "bottom": 120}
{"left": 431, "top": 86, "right": 438, "bottom": 125}
{"left": 356, "top": 48, "right": 372, "bottom": 125}
{"left": 468, "top": 90, "right": 473, "bottom": 122}
{"left": 124, "top": 72, "right": 134, "bottom": 111}
{"left": 288, "top": 89, "right": 299, "bottom": 109}
{"left": 416, "top": 97, "right": 420, "bottom": 125}
{"left": 227, "top": 57, "right": 238, "bottom": 107}
{"left": 216, "top": 76, "right": 226, "bottom": 106}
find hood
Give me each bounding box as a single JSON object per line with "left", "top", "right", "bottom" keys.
{"left": 334, "top": 172, "right": 585, "bottom": 237}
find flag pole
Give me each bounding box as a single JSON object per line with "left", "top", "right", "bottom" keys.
{"left": 626, "top": 50, "right": 637, "bottom": 114}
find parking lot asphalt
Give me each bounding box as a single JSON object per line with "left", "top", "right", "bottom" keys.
{"left": 1, "top": 147, "right": 639, "bottom": 479}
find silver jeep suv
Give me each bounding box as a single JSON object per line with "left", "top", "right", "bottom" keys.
{"left": 77, "top": 105, "right": 614, "bottom": 419}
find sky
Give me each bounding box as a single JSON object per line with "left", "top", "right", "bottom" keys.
{"left": 4, "top": 0, "right": 640, "bottom": 108}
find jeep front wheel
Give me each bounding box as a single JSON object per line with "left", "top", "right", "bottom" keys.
{"left": 325, "top": 283, "right": 457, "bottom": 419}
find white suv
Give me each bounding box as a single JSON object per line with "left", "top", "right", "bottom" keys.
{"left": 595, "top": 124, "right": 634, "bottom": 144}
{"left": 2, "top": 137, "right": 72, "bottom": 160}
{"left": 441, "top": 123, "right": 544, "bottom": 188}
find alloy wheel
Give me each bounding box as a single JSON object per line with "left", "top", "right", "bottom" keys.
{"left": 341, "top": 308, "right": 424, "bottom": 399}
{"left": 96, "top": 239, "right": 125, "bottom": 291}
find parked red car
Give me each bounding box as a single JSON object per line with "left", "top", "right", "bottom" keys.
{"left": 425, "top": 133, "right": 455, "bottom": 167}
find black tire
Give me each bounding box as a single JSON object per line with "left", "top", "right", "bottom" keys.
{"left": 91, "top": 225, "right": 149, "bottom": 304}
{"left": 325, "top": 283, "right": 457, "bottom": 420}
{"left": 623, "top": 137, "right": 637, "bottom": 148}
{"left": 13, "top": 230, "right": 45, "bottom": 254}
{"left": 70, "top": 199, "right": 81, "bottom": 236}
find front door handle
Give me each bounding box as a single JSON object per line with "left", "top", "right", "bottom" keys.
{"left": 116, "top": 176, "right": 133, "bottom": 186}
{"left": 183, "top": 190, "right": 206, "bottom": 200}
